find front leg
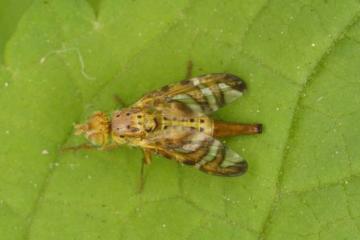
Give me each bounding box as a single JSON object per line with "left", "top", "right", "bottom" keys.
{"left": 61, "top": 143, "right": 97, "bottom": 152}
{"left": 185, "top": 60, "right": 193, "bottom": 79}
{"left": 113, "top": 94, "right": 127, "bottom": 108}
{"left": 100, "top": 143, "right": 120, "bottom": 151}
{"left": 62, "top": 143, "right": 118, "bottom": 153}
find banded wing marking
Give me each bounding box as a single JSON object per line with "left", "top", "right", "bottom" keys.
{"left": 144, "top": 127, "right": 248, "bottom": 176}
{"left": 134, "top": 73, "right": 246, "bottom": 115}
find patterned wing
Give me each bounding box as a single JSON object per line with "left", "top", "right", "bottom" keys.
{"left": 143, "top": 127, "right": 248, "bottom": 176}
{"left": 134, "top": 73, "right": 246, "bottom": 115}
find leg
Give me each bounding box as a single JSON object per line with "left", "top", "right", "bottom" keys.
{"left": 61, "top": 143, "right": 97, "bottom": 152}
{"left": 143, "top": 149, "right": 152, "bottom": 164}
{"left": 62, "top": 143, "right": 119, "bottom": 153}
{"left": 185, "top": 60, "right": 193, "bottom": 79}
{"left": 138, "top": 149, "right": 152, "bottom": 193}
{"left": 113, "top": 94, "right": 126, "bottom": 107}
{"left": 100, "top": 143, "right": 120, "bottom": 151}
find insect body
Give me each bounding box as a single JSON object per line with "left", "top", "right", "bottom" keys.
{"left": 72, "top": 73, "right": 262, "bottom": 176}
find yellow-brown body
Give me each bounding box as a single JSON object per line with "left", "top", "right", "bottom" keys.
{"left": 73, "top": 73, "right": 262, "bottom": 176}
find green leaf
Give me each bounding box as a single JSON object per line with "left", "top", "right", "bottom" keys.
{"left": 1, "top": 1, "right": 360, "bottom": 239}
{"left": 0, "top": 0, "right": 33, "bottom": 64}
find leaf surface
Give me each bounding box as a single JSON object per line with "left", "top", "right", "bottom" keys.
{"left": 1, "top": 1, "right": 360, "bottom": 239}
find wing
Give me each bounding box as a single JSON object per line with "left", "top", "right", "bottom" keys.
{"left": 142, "top": 126, "right": 248, "bottom": 176}
{"left": 134, "top": 73, "right": 246, "bottom": 115}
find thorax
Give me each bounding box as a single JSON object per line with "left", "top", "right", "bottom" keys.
{"left": 111, "top": 107, "right": 213, "bottom": 144}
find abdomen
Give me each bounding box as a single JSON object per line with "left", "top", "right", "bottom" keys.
{"left": 158, "top": 114, "right": 214, "bottom": 135}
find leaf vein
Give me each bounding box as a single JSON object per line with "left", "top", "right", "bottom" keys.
{"left": 257, "top": 12, "right": 360, "bottom": 240}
